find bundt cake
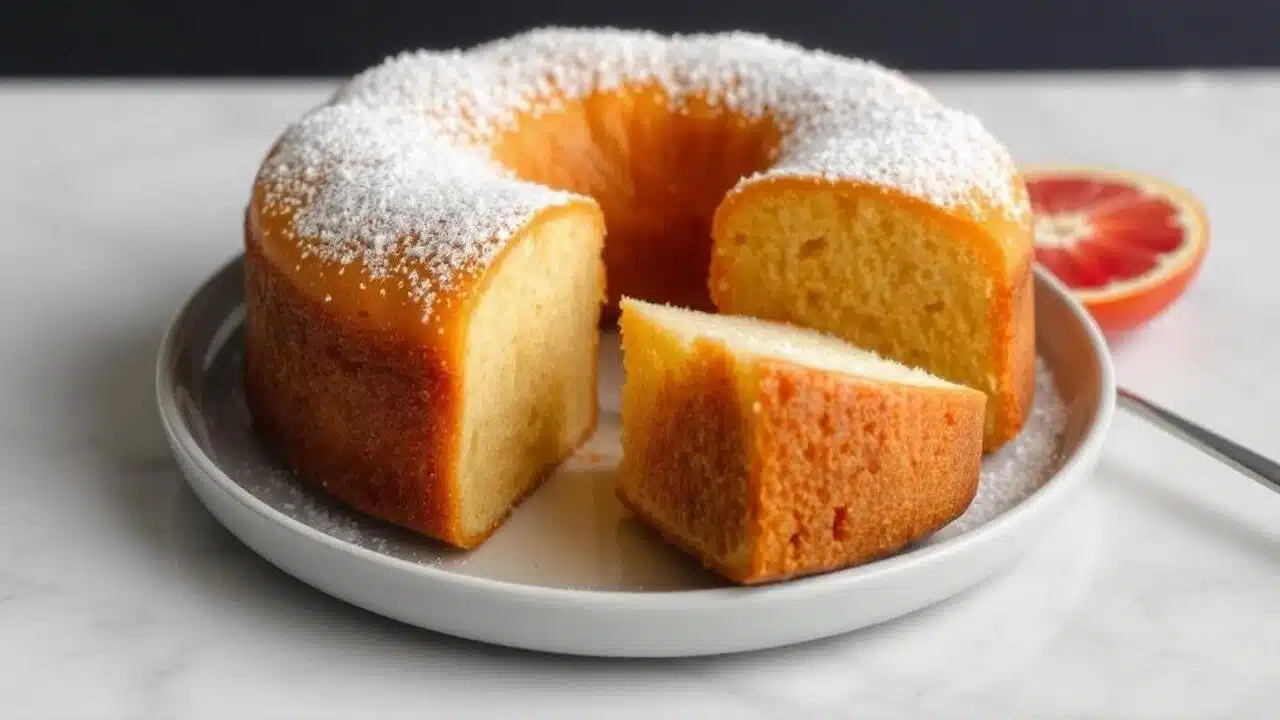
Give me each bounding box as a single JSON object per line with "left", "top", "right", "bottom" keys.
{"left": 243, "top": 27, "right": 1033, "bottom": 550}
{"left": 616, "top": 297, "right": 986, "bottom": 584}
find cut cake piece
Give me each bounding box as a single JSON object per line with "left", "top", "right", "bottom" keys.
{"left": 616, "top": 296, "right": 987, "bottom": 584}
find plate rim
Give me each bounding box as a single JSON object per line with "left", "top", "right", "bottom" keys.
{"left": 156, "top": 253, "right": 1116, "bottom": 611}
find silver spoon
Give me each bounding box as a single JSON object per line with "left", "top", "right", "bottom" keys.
{"left": 1117, "top": 387, "right": 1280, "bottom": 495}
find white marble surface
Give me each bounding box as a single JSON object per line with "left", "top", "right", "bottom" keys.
{"left": 1, "top": 71, "right": 1278, "bottom": 718}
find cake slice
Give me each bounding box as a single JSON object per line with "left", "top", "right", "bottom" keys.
{"left": 616, "top": 297, "right": 987, "bottom": 584}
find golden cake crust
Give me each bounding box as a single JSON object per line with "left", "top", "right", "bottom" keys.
{"left": 243, "top": 239, "right": 464, "bottom": 545}
{"left": 745, "top": 360, "right": 985, "bottom": 582}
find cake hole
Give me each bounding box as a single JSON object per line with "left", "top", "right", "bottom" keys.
{"left": 799, "top": 236, "right": 827, "bottom": 258}
{"left": 832, "top": 506, "right": 851, "bottom": 540}
{"left": 945, "top": 412, "right": 956, "bottom": 427}
{"left": 357, "top": 310, "right": 370, "bottom": 319}
{"left": 776, "top": 379, "right": 795, "bottom": 404}
{"left": 789, "top": 532, "right": 803, "bottom": 549}
{"left": 805, "top": 289, "right": 826, "bottom": 311}
{"left": 732, "top": 233, "right": 748, "bottom": 247}
{"left": 924, "top": 301, "right": 944, "bottom": 313}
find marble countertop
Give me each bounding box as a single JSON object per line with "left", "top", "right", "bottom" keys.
{"left": 2, "top": 71, "right": 1278, "bottom": 718}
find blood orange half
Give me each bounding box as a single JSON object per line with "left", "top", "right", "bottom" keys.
{"left": 1022, "top": 165, "right": 1209, "bottom": 334}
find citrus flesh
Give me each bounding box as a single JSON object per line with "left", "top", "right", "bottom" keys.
{"left": 1023, "top": 165, "right": 1208, "bottom": 333}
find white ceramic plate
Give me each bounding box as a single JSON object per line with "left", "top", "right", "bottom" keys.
{"left": 156, "top": 255, "right": 1115, "bottom": 657}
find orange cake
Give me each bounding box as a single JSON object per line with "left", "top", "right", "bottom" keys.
{"left": 243, "top": 27, "right": 1032, "bottom": 550}
{"left": 617, "top": 298, "right": 986, "bottom": 584}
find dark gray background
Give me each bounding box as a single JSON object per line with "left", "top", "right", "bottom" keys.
{"left": 4, "top": 0, "right": 1278, "bottom": 75}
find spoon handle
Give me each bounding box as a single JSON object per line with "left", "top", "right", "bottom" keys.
{"left": 1117, "top": 387, "right": 1280, "bottom": 496}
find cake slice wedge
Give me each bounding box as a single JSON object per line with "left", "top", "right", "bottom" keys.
{"left": 616, "top": 297, "right": 987, "bottom": 584}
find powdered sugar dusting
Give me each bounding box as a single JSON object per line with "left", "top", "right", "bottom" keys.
{"left": 258, "top": 27, "right": 1025, "bottom": 318}
{"left": 258, "top": 103, "right": 580, "bottom": 315}
{"left": 936, "top": 357, "right": 1068, "bottom": 539}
